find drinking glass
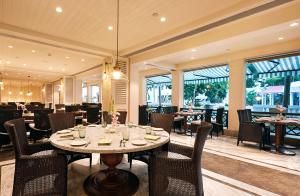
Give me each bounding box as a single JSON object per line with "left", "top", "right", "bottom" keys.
{"left": 79, "top": 127, "right": 86, "bottom": 138}
{"left": 122, "top": 128, "right": 130, "bottom": 141}
{"left": 146, "top": 127, "right": 151, "bottom": 134}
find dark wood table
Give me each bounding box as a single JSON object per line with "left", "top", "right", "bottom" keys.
{"left": 176, "top": 111, "right": 205, "bottom": 132}
{"left": 256, "top": 117, "right": 300, "bottom": 156}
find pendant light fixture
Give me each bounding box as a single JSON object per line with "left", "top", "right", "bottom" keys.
{"left": 111, "top": 0, "right": 127, "bottom": 81}
{"left": 26, "top": 76, "right": 32, "bottom": 96}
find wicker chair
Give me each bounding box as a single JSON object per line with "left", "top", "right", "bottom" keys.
{"left": 149, "top": 122, "right": 212, "bottom": 196}
{"left": 49, "top": 112, "right": 92, "bottom": 166}
{"left": 204, "top": 109, "right": 212, "bottom": 123}
{"left": 86, "top": 106, "right": 100, "bottom": 124}
{"left": 128, "top": 113, "right": 174, "bottom": 168}
{"left": 237, "top": 109, "right": 270, "bottom": 149}
{"left": 29, "top": 109, "right": 54, "bottom": 142}
{"left": 4, "top": 118, "right": 68, "bottom": 196}
{"left": 211, "top": 108, "right": 224, "bottom": 137}
{"left": 0, "top": 110, "right": 23, "bottom": 149}
{"left": 103, "top": 111, "right": 127, "bottom": 124}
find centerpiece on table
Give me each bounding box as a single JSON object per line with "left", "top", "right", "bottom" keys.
{"left": 275, "top": 104, "right": 286, "bottom": 120}
{"left": 108, "top": 99, "right": 120, "bottom": 132}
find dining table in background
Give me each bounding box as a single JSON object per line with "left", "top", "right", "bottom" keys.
{"left": 256, "top": 117, "right": 300, "bottom": 156}
{"left": 50, "top": 125, "right": 170, "bottom": 196}
{"left": 176, "top": 111, "right": 205, "bottom": 133}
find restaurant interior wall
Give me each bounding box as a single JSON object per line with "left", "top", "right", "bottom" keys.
{"left": 0, "top": 79, "right": 43, "bottom": 103}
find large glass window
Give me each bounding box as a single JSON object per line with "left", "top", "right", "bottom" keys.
{"left": 82, "top": 83, "right": 87, "bottom": 102}
{"left": 90, "top": 85, "right": 100, "bottom": 103}
{"left": 245, "top": 55, "right": 300, "bottom": 113}
{"left": 146, "top": 74, "right": 172, "bottom": 106}
{"left": 183, "top": 65, "right": 229, "bottom": 109}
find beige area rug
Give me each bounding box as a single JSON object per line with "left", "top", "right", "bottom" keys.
{"left": 1, "top": 155, "right": 253, "bottom": 196}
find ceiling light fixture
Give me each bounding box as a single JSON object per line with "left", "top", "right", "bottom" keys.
{"left": 8, "top": 45, "right": 13, "bottom": 49}
{"left": 65, "top": 56, "right": 70, "bottom": 59}
{"left": 62, "top": 68, "right": 65, "bottom": 72}
{"left": 49, "top": 66, "right": 53, "bottom": 70}
{"left": 108, "top": 26, "right": 113, "bottom": 31}
{"left": 160, "top": 17, "right": 166, "bottom": 22}
{"left": 191, "top": 49, "right": 197, "bottom": 52}
{"left": 81, "top": 58, "right": 85, "bottom": 62}
{"left": 278, "top": 37, "right": 284, "bottom": 40}
{"left": 26, "top": 76, "right": 32, "bottom": 96}
{"left": 6, "top": 61, "right": 11, "bottom": 64}
{"left": 290, "top": 22, "right": 299, "bottom": 27}
{"left": 111, "top": 0, "right": 127, "bottom": 81}
{"left": 31, "top": 50, "right": 36, "bottom": 53}
{"left": 23, "top": 63, "right": 26, "bottom": 66}
{"left": 190, "top": 56, "right": 195, "bottom": 60}
{"left": 56, "top": 6, "right": 63, "bottom": 13}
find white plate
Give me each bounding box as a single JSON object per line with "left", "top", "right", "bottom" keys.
{"left": 152, "top": 127, "right": 164, "bottom": 131}
{"left": 70, "top": 140, "right": 87, "bottom": 146}
{"left": 131, "top": 139, "right": 147, "bottom": 146}
{"left": 57, "top": 130, "right": 72, "bottom": 134}
{"left": 139, "top": 126, "right": 150, "bottom": 129}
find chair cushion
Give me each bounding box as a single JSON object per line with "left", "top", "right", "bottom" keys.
{"left": 174, "top": 116, "right": 184, "bottom": 121}
{"left": 31, "top": 150, "right": 56, "bottom": 157}
{"left": 157, "top": 151, "right": 190, "bottom": 160}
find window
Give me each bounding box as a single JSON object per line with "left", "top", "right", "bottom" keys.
{"left": 245, "top": 55, "right": 300, "bottom": 113}
{"left": 90, "top": 85, "right": 100, "bottom": 103}
{"left": 82, "top": 83, "right": 87, "bottom": 102}
{"left": 183, "top": 65, "right": 229, "bottom": 109}
{"left": 146, "top": 74, "right": 172, "bottom": 106}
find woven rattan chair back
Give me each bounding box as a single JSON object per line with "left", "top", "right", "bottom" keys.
{"left": 87, "top": 106, "right": 100, "bottom": 123}
{"left": 34, "top": 109, "right": 54, "bottom": 130}
{"left": 49, "top": 112, "right": 75, "bottom": 133}
{"left": 4, "top": 118, "right": 31, "bottom": 156}
{"left": 150, "top": 113, "right": 174, "bottom": 134}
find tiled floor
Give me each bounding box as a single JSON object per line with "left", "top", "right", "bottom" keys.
{"left": 1, "top": 133, "right": 300, "bottom": 195}
{"left": 171, "top": 133, "right": 300, "bottom": 173}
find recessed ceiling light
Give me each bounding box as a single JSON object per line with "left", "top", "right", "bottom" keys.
{"left": 160, "top": 17, "right": 166, "bottom": 22}
{"left": 62, "top": 68, "right": 65, "bottom": 72}
{"left": 8, "top": 45, "right": 13, "bottom": 49}
{"left": 278, "top": 37, "right": 284, "bottom": 40}
{"left": 81, "top": 58, "right": 85, "bottom": 62}
{"left": 56, "top": 6, "right": 63, "bottom": 13}
{"left": 23, "top": 63, "right": 26, "bottom": 66}
{"left": 108, "top": 26, "right": 113, "bottom": 31}
{"left": 6, "top": 61, "right": 11, "bottom": 64}
{"left": 289, "top": 22, "right": 299, "bottom": 27}
{"left": 191, "top": 49, "right": 197, "bottom": 52}
{"left": 31, "top": 50, "right": 36, "bottom": 53}
{"left": 65, "top": 56, "right": 70, "bottom": 59}
{"left": 48, "top": 66, "right": 53, "bottom": 70}
{"left": 190, "top": 56, "right": 195, "bottom": 60}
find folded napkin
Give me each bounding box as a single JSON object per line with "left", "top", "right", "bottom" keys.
{"left": 59, "top": 133, "right": 74, "bottom": 138}
{"left": 145, "top": 135, "right": 161, "bottom": 141}
{"left": 98, "top": 138, "right": 112, "bottom": 145}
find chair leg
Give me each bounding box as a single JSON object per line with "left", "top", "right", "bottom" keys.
{"left": 89, "top": 154, "right": 92, "bottom": 167}
{"left": 237, "top": 139, "right": 240, "bottom": 146}
{"left": 210, "top": 130, "right": 213, "bottom": 138}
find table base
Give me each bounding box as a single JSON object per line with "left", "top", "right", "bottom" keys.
{"left": 84, "top": 169, "right": 139, "bottom": 196}
{"left": 83, "top": 153, "right": 139, "bottom": 196}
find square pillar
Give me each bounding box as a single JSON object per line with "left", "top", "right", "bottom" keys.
{"left": 228, "top": 59, "right": 246, "bottom": 133}
{"left": 171, "top": 70, "right": 183, "bottom": 109}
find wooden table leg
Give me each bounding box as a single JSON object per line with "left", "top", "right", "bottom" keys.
{"left": 271, "top": 124, "right": 295, "bottom": 156}
{"left": 84, "top": 153, "right": 139, "bottom": 196}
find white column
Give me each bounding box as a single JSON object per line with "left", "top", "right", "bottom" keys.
{"left": 74, "top": 79, "right": 82, "bottom": 104}
{"left": 129, "top": 63, "right": 140, "bottom": 124}
{"left": 228, "top": 59, "right": 246, "bottom": 132}
{"left": 171, "top": 70, "right": 183, "bottom": 109}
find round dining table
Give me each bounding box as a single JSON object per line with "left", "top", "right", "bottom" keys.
{"left": 256, "top": 117, "right": 300, "bottom": 156}
{"left": 50, "top": 125, "right": 170, "bottom": 196}
{"left": 176, "top": 111, "right": 205, "bottom": 132}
